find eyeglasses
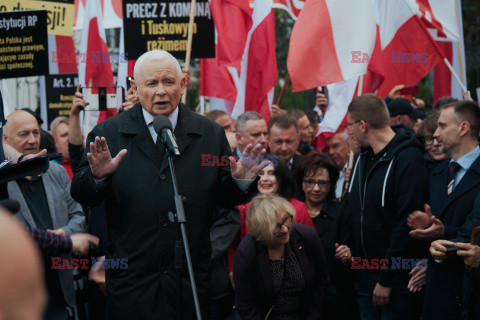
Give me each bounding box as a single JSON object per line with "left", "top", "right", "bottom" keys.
{"left": 345, "top": 120, "right": 362, "bottom": 131}
{"left": 303, "top": 179, "right": 330, "bottom": 189}
{"left": 422, "top": 136, "right": 434, "bottom": 145}
{"left": 274, "top": 215, "right": 293, "bottom": 234}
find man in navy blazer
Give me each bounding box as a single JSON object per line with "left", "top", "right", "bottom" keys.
{"left": 408, "top": 100, "right": 480, "bottom": 320}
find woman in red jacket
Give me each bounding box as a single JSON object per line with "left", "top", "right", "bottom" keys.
{"left": 228, "top": 157, "right": 314, "bottom": 275}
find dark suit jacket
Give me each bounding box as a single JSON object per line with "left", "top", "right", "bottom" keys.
{"left": 233, "top": 223, "right": 329, "bottom": 320}
{"left": 10, "top": 162, "right": 85, "bottom": 308}
{"left": 453, "top": 192, "right": 480, "bottom": 319}
{"left": 429, "top": 156, "right": 480, "bottom": 239}
{"left": 423, "top": 155, "right": 480, "bottom": 320}
{"left": 71, "top": 103, "right": 254, "bottom": 319}
{"left": 291, "top": 153, "right": 302, "bottom": 174}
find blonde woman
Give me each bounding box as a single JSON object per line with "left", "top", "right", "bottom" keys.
{"left": 233, "top": 194, "right": 329, "bottom": 320}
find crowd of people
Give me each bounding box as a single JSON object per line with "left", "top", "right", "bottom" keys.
{"left": 1, "top": 49, "right": 480, "bottom": 320}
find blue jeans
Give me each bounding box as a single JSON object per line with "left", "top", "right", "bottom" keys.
{"left": 357, "top": 270, "right": 419, "bottom": 320}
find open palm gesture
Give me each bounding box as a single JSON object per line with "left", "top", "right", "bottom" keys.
{"left": 87, "top": 137, "right": 127, "bottom": 180}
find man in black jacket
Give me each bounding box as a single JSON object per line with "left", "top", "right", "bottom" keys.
{"left": 346, "top": 94, "right": 428, "bottom": 319}
{"left": 71, "top": 50, "right": 266, "bottom": 319}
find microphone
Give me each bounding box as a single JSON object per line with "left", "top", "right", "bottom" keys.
{"left": 153, "top": 115, "right": 180, "bottom": 156}
{"left": 0, "top": 199, "right": 21, "bottom": 213}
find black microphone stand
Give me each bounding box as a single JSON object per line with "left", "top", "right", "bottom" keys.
{"left": 163, "top": 141, "right": 202, "bottom": 320}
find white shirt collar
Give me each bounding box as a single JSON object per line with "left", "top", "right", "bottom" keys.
{"left": 142, "top": 105, "right": 179, "bottom": 130}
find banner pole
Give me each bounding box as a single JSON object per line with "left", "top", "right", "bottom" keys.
{"left": 182, "top": 0, "right": 197, "bottom": 105}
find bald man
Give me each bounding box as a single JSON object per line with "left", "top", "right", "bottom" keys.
{"left": 0, "top": 207, "right": 46, "bottom": 320}
{"left": 3, "top": 110, "right": 85, "bottom": 319}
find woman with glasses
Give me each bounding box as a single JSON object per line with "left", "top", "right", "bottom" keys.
{"left": 417, "top": 110, "right": 448, "bottom": 168}
{"left": 296, "top": 152, "right": 358, "bottom": 320}
{"left": 233, "top": 194, "right": 329, "bottom": 319}
{"left": 227, "top": 158, "right": 314, "bottom": 284}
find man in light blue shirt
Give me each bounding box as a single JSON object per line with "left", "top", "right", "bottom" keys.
{"left": 408, "top": 100, "right": 480, "bottom": 320}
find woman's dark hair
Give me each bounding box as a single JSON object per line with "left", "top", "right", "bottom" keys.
{"left": 417, "top": 110, "right": 440, "bottom": 139}
{"left": 295, "top": 152, "right": 339, "bottom": 201}
{"left": 271, "top": 157, "right": 296, "bottom": 199}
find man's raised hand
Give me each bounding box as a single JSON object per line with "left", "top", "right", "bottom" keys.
{"left": 87, "top": 137, "right": 127, "bottom": 180}
{"left": 71, "top": 84, "right": 88, "bottom": 117}
{"left": 230, "top": 143, "right": 268, "bottom": 180}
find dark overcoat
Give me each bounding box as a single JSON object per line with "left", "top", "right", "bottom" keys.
{"left": 71, "top": 103, "right": 253, "bottom": 319}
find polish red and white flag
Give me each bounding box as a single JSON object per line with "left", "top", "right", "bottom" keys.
{"left": 200, "top": 0, "right": 251, "bottom": 114}
{"left": 202, "top": 0, "right": 276, "bottom": 122}
{"left": 410, "top": 0, "right": 466, "bottom": 101}
{"left": 231, "top": 0, "right": 277, "bottom": 122}
{"left": 373, "top": 0, "right": 446, "bottom": 98}
{"left": 287, "top": 0, "right": 376, "bottom": 92}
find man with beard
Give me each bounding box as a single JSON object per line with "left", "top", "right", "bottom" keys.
{"left": 408, "top": 100, "right": 480, "bottom": 320}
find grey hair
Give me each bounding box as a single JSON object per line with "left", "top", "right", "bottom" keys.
{"left": 133, "top": 50, "right": 182, "bottom": 80}
{"left": 338, "top": 130, "right": 349, "bottom": 141}
{"left": 236, "top": 112, "right": 264, "bottom": 134}
{"left": 50, "top": 116, "right": 69, "bottom": 136}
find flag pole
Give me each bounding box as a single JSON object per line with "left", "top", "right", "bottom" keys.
{"left": 443, "top": 58, "right": 467, "bottom": 94}
{"left": 275, "top": 73, "right": 290, "bottom": 106}
{"left": 181, "top": 0, "right": 197, "bottom": 105}
{"left": 357, "top": 74, "right": 364, "bottom": 96}
{"left": 454, "top": 0, "right": 466, "bottom": 92}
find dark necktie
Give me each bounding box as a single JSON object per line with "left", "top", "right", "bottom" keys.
{"left": 447, "top": 161, "right": 460, "bottom": 196}
{"left": 156, "top": 134, "right": 166, "bottom": 159}
{"left": 150, "top": 122, "right": 166, "bottom": 160}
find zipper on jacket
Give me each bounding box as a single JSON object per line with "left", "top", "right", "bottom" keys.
{"left": 358, "top": 156, "right": 392, "bottom": 259}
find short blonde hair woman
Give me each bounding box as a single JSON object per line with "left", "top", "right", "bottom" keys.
{"left": 247, "top": 194, "right": 296, "bottom": 247}
{"left": 233, "top": 194, "right": 329, "bottom": 319}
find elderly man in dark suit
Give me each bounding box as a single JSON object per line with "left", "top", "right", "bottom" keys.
{"left": 71, "top": 50, "right": 266, "bottom": 319}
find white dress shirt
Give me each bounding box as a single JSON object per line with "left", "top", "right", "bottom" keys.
{"left": 335, "top": 164, "right": 347, "bottom": 199}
